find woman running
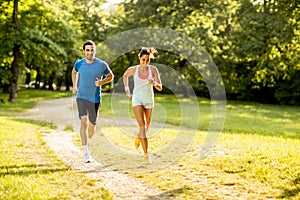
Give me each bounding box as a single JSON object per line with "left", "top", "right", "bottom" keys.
{"left": 122, "top": 47, "right": 162, "bottom": 163}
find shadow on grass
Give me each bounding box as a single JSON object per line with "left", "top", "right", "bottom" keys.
{"left": 0, "top": 164, "right": 70, "bottom": 176}
{"left": 145, "top": 186, "right": 192, "bottom": 200}
{"left": 12, "top": 118, "right": 56, "bottom": 129}
{"left": 0, "top": 163, "right": 50, "bottom": 169}
{"left": 279, "top": 175, "right": 300, "bottom": 198}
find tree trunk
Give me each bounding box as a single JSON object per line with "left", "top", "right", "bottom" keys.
{"left": 9, "top": 45, "right": 20, "bottom": 102}
{"left": 9, "top": 0, "right": 20, "bottom": 103}
{"left": 65, "top": 62, "right": 72, "bottom": 92}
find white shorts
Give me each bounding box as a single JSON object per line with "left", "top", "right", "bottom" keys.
{"left": 132, "top": 95, "right": 154, "bottom": 109}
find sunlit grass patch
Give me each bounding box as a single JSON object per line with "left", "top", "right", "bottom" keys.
{"left": 2, "top": 90, "right": 300, "bottom": 199}
{"left": 85, "top": 122, "right": 300, "bottom": 199}
{"left": 102, "top": 93, "right": 209, "bottom": 130}
{"left": 135, "top": 132, "right": 300, "bottom": 199}
{"left": 64, "top": 124, "right": 74, "bottom": 132}
{"left": 89, "top": 126, "right": 202, "bottom": 173}
{"left": 0, "top": 116, "right": 112, "bottom": 200}
{"left": 0, "top": 89, "right": 72, "bottom": 115}
{"left": 98, "top": 93, "right": 300, "bottom": 199}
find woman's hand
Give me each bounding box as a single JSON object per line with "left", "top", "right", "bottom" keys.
{"left": 147, "top": 78, "right": 156, "bottom": 86}
{"left": 124, "top": 86, "right": 132, "bottom": 98}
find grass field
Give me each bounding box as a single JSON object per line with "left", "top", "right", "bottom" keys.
{"left": 94, "top": 93, "right": 300, "bottom": 199}
{"left": 1, "top": 89, "right": 300, "bottom": 199}
{"left": 0, "top": 89, "right": 112, "bottom": 200}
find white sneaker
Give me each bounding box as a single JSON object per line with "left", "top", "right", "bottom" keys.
{"left": 83, "top": 147, "right": 92, "bottom": 163}
{"left": 148, "top": 155, "right": 152, "bottom": 164}
{"left": 145, "top": 154, "right": 152, "bottom": 164}
{"left": 84, "top": 152, "right": 92, "bottom": 163}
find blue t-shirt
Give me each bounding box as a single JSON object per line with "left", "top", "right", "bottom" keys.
{"left": 74, "top": 58, "right": 110, "bottom": 103}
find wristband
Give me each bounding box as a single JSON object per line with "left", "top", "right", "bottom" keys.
{"left": 124, "top": 86, "right": 129, "bottom": 92}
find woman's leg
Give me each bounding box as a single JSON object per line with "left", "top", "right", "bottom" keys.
{"left": 133, "top": 105, "right": 148, "bottom": 158}
{"left": 144, "top": 108, "right": 153, "bottom": 132}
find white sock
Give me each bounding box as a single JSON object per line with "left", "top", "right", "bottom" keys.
{"left": 83, "top": 145, "right": 89, "bottom": 152}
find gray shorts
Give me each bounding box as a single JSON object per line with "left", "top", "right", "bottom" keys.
{"left": 76, "top": 98, "right": 100, "bottom": 125}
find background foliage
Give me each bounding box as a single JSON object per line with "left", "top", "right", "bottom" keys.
{"left": 0, "top": 0, "right": 299, "bottom": 105}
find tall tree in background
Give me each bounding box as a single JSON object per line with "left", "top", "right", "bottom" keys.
{"left": 230, "top": 0, "right": 299, "bottom": 104}
{"left": 73, "top": 0, "right": 107, "bottom": 43}
{"left": 1, "top": 0, "right": 299, "bottom": 105}
{"left": 1, "top": 0, "right": 82, "bottom": 102}
{"left": 9, "top": 0, "right": 20, "bottom": 103}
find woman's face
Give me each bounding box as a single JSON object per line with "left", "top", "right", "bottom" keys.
{"left": 139, "top": 54, "right": 150, "bottom": 66}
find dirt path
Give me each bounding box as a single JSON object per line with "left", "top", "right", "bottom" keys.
{"left": 20, "top": 97, "right": 179, "bottom": 200}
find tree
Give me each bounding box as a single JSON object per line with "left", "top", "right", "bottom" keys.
{"left": 229, "top": 0, "right": 300, "bottom": 104}
{"left": 9, "top": 0, "right": 20, "bottom": 103}
{"left": 0, "top": 0, "right": 82, "bottom": 101}
{"left": 103, "top": 0, "right": 299, "bottom": 105}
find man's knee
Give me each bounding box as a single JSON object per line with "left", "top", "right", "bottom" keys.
{"left": 88, "top": 123, "right": 95, "bottom": 130}
{"left": 80, "top": 116, "right": 88, "bottom": 126}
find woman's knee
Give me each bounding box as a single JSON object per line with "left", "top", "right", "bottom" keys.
{"left": 138, "top": 126, "right": 147, "bottom": 138}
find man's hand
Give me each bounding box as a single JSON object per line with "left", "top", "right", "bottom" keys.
{"left": 95, "top": 78, "right": 102, "bottom": 87}
{"left": 72, "top": 86, "right": 78, "bottom": 94}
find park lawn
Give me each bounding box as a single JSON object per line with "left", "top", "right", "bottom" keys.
{"left": 140, "top": 132, "right": 300, "bottom": 199}
{"left": 1, "top": 89, "right": 299, "bottom": 199}
{"left": 0, "top": 89, "right": 112, "bottom": 200}
{"left": 90, "top": 126, "right": 300, "bottom": 199}
{"left": 0, "top": 89, "right": 72, "bottom": 116}
{"left": 96, "top": 93, "right": 300, "bottom": 199}
{"left": 101, "top": 93, "right": 300, "bottom": 138}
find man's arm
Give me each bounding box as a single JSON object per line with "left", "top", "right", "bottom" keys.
{"left": 95, "top": 72, "right": 114, "bottom": 87}
{"left": 71, "top": 68, "right": 78, "bottom": 94}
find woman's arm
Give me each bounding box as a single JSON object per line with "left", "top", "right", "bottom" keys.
{"left": 123, "top": 66, "right": 135, "bottom": 97}
{"left": 149, "top": 66, "right": 162, "bottom": 91}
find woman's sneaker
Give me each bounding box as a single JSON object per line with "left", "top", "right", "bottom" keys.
{"left": 145, "top": 154, "right": 152, "bottom": 164}
{"left": 134, "top": 138, "right": 141, "bottom": 149}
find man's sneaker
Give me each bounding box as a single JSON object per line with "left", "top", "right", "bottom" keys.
{"left": 83, "top": 148, "right": 92, "bottom": 163}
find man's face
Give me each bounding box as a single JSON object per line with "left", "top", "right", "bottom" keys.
{"left": 83, "top": 45, "right": 95, "bottom": 60}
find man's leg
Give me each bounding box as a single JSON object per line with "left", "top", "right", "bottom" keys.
{"left": 76, "top": 98, "right": 92, "bottom": 163}
{"left": 79, "top": 116, "right": 88, "bottom": 146}
{"left": 87, "top": 102, "right": 100, "bottom": 142}
{"left": 88, "top": 123, "right": 95, "bottom": 140}
{"left": 79, "top": 115, "right": 92, "bottom": 163}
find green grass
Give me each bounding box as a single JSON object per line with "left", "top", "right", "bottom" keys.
{"left": 97, "top": 93, "right": 300, "bottom": 199}
{"left": 1, "top": 89, "right": 300, "bottom": 199}
{"left": 0, "top": 89, "right": 72, "bottom": 115}
{"left": 0, "top": 89, "right": 112, "bottom": 200}
{"left": 102, "top": 93, "right": 300, "bottom": 139}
